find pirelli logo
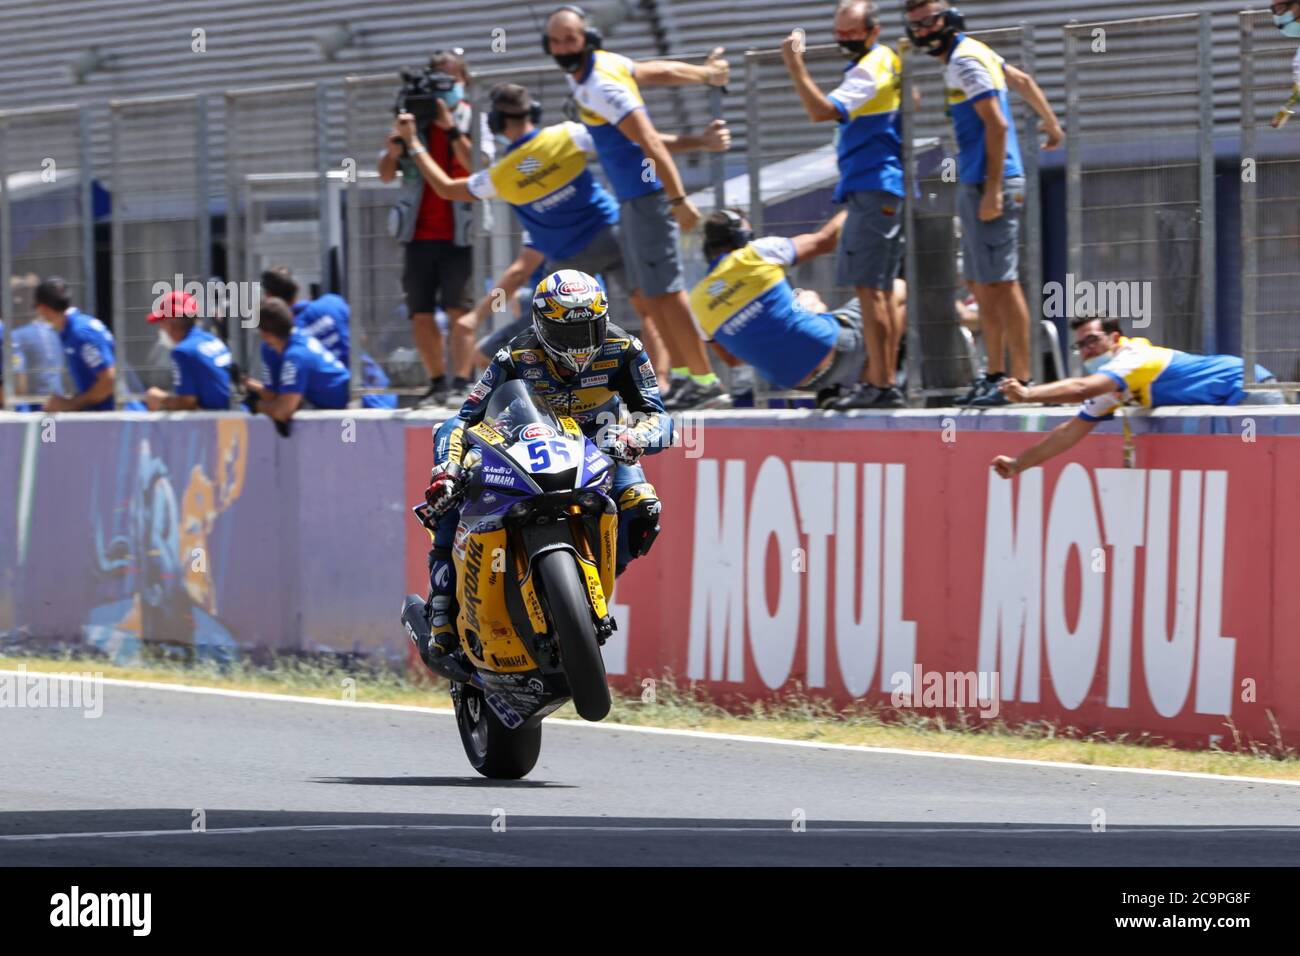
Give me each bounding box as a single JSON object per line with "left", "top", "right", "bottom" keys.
{"left": 592, "top": 359, "right": 618, "bottom": 370}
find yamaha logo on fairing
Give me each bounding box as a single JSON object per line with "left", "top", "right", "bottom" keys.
{"left": 484, "top": 472, "right": 515, "bottom": 487}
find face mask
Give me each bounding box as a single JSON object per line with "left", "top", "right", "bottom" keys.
{"left": 1082, "top": 353, "right": 1111, "bottom": 374}
{"left": 838, "top": 39, "right": 868, "bottom": 60}
{"left": 553, "top": 50, "right": 588, "bottom": 73}
{"left": 1276, "top": 12, "right": 1300, "bottom": 37}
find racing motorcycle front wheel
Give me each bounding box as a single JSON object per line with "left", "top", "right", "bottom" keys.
{"left": 535, "top": 550, "right": 611, "bottom": 722}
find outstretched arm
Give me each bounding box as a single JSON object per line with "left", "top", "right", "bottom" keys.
{"left": 395, "top": 113, "right": 476, "bottom": 202}
{"left": 635, "top": 47, "right": 729, "bottom": 88}
{"left": 991, "top": 417, "right": 1097, "bottom": 478}
{"left": 790, "top": 210, "right": 848, "bottom": 264}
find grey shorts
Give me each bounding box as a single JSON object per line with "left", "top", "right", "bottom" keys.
{"left": 551, "top": 223, "right": 628, "bottom": 299}
{"left": 801, "top": 299, "right": 865, "bottom": 392}
{"left": 957, "top": 176, "right": 1025, "bottom": 285}
{"left": 835, "top": 190, "right": 905, "bottom": 291}
{"left": 617, "top": 191, "right": 685, "bottom": 298}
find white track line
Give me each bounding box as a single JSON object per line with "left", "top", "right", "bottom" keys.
{"left": 5, "top": 668, "right": 1300, "bottom": 789}
{"left": 4, "top": 823, "right": 1300, "bottom": 843}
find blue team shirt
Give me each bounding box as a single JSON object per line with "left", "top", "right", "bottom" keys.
{"left": 827, "top": 44, "right": 904, "bottom": 200}
{"left": 293, "top": 295, "right": 351, "bottom": 369}
{"left": 1079, "top": 337, "right": 1277, "bottom": 421}
{"left": 944, "top": 34, "right": 1024, "bottom": 185}
{"left": 170, "top": 326, "right": 232, "bottom": 410}
{"left": 567, "top": 51, "right": 661, "bottom": 202}
{"left": 467, "top": 123, "right": 620, "bottom": 261}
{"left": 261, "top": 329, "right": 349, "bottom": 409}
{"left": 59, "top": 308, "right": 116, "bottom": 411}
{"left": 688, "top": 238, "right": 840, "bottom": 389}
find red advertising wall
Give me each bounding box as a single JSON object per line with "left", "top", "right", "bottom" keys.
{"left": 406, "top": 421, "right": 1300, "bottom": 749}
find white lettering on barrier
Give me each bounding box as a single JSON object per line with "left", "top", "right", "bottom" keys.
{"left": 978, "top": 467, "right": 1235, "bottom": 716}
{"left": 688, "top": 459, "right": 916, "bottom": 692}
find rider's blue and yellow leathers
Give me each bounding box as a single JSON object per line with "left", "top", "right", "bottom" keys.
{"left": 433, "top": 322, "right": 672, "bottom": 574}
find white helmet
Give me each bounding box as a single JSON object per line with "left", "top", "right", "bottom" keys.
{"left": 530, "top": 269, "right": 609, "bottom": 373}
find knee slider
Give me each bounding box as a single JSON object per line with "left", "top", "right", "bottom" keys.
{"left": 617, "top": 483, "right": 662, "bottom": 559}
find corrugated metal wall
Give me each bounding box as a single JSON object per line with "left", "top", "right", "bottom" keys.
{"left": 0, "top": 0, "right": 1263, "bottom": 191}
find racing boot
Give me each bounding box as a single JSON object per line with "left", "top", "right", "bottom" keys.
{"left": 424, "top": 546, "right": 460, "bottom": 660}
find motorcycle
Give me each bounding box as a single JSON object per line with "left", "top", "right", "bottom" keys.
{"left": 402, "top": 380, "right": 621, "bottom": 779}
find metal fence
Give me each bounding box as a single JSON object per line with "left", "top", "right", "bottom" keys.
{"left": 342, "top": 72, "right": 418, "bottom": 396}
{"left": 224, "top": 82, "right": 331, "bottom": 374}
{"left": 1241, "top": 10, "right": 1300, "bottom": 388}
{"left": 109, "top": 94, "right": 211, "bottom": 403}
{"left": 1064, "top": 12, "right": 1214, "bottom": 359}
{"left": 7, "top": 17, "right": 1290, "bottom": 410}
{"left": 0, "top": 104, "right": 93, "bottom": 409}
{"left": 899, "top": 26, "right": 1044, "bottom": 399}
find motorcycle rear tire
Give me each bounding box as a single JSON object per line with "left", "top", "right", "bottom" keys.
{"left": 455, "top": 683, "right": 542, "bottom": 779}
{"left": 536, "top": 550, "right": 611, "bottom": 722}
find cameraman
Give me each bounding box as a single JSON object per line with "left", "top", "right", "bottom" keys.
{"left": 378, "top": 49, "right": 480, "bottom": 409}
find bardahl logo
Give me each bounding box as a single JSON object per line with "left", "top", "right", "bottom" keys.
{"left": 706, "top": 277, "right": 747, "bottom": 310}
{"left": 514, "top": 159, "right": 562, "bottom": 190}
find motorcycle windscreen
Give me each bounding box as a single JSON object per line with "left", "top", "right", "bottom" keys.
{"left": 482, "top": 379, "right": 561, "bottom": 439}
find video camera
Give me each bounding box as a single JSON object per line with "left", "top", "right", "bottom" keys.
{"left": 394, "top": 66, "right": 460, "bottom": 128}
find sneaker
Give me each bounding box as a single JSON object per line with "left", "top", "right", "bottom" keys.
{"left": 663, "top": 379, "right": 698, "bottom": 411}
{"left": 830, "top": 383, "right": 883, "bottom": 410}
{"left": 665, "top": 373, "right": 691, "bottom": 403}
{"left": 968, "top": 380, "right": 1011, "bottom": 407}
{"left": 874, "top": 385, "right": 906, "bottom": 408}
{"left": 415, "top": 380, "right": 451, "bottom": 409}
{"left": 953, "top": 378, "right": 988, "bottom": 406}
{"left": 679, "top": 380, "right": 733, "bottom": 410}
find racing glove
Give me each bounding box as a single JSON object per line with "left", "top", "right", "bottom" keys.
{"left": 600, "top": 424, "right": 647, "bottom": 464}
{"left": 425, "top": 460, "right": 465, "bottom": 516}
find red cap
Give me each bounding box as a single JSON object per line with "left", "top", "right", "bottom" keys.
{"left": 148, "top": 291, "right": 200, "bottom": 323}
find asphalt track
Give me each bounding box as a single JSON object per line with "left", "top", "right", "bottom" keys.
{"left": 3, "top": 678, "right": 1300, "bottom": 866}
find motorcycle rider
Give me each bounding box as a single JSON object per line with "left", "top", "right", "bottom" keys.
{"left": 412, "top": 269, "right": 672, "bottom": 671}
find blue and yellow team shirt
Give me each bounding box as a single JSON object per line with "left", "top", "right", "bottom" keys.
{"left": 1080, "top": 337, "right": 1274, "bottom": 421}
{"left": 943, "top": 34, "right": 1024, "bottom": 185}
{"left": 827, "top": 43, "right": 903, "bottom": 200}
{"left": 467, "top": 121, "right": 618, "bottom": 261}
{"left": 566, "top": 50, "right": 659, "bottom": 202}
{"left": 688, "top": 237, "right": 839, "bottom": 389}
